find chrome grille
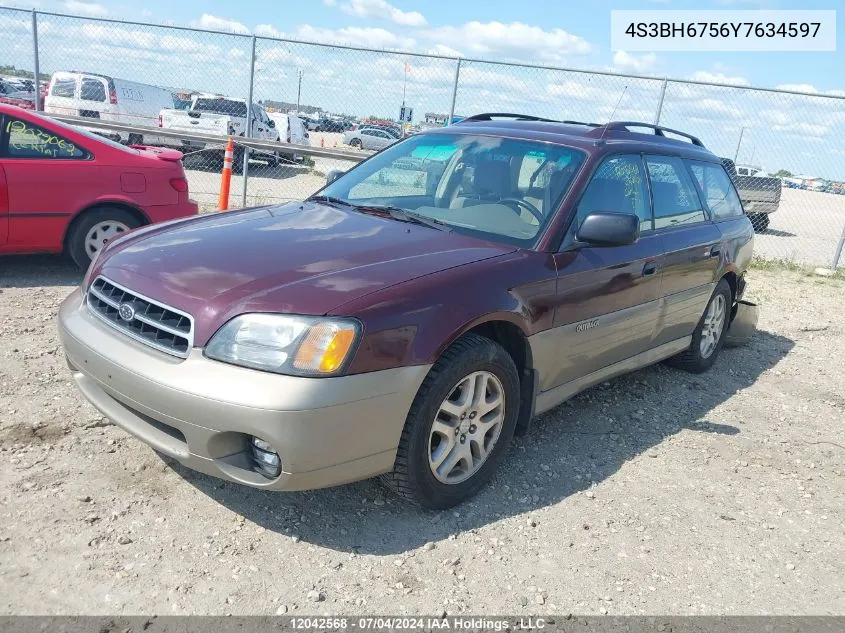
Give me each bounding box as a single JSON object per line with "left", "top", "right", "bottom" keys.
{"left": 86, "top": 276, "right": 194, "bottom": 358}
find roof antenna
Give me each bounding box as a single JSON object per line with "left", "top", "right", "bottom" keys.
{"left": 598, "top": 85, "right": 628, "bottom": 143}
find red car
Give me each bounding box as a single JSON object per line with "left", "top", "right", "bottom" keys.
{"left": 0, "top": 104, "right": 198, "bottom": 268}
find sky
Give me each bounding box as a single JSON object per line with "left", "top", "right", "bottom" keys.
{"left": 1, "top": 0, "right": 844, "bottom": 177}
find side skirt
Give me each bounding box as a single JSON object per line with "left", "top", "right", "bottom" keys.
{"left": 534, "top": 336, "right": 692, "bottom": 416}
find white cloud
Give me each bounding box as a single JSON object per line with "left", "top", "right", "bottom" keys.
{"left": 339, "top": 0, "right": 427, "bottom": 27}
{"left": 612, "top": 51, "right": 657, "bottom": 74}
{"left": 62, "top": 0, "right": 108, "bottom": 16}
{"left": 772, "top": 121, "right": 829, "bottom": 138}
{"left": 775, "top": 83, "right": 818, "bottom": 94}
{"left": 293, "top": 25, "right": 416, "bottom": 50}
{"left": 81, "top": 23, "right": 156, "bottom": 48}
{"left": 427, "top": 44, "right": 462, "bottom": 57}
{"left": 688, "top": 70, "right": 750, "bottom": 86}
{"left": 423, "top": 21, "right": 591, "bottom": 64}
{"left": 255, "top": 23, "right": 282, "bottom": 37}
{"left": 196, "top": 14, "right": 249, "bottom": 35}
{"left": 760, "top": 109, "right": 790, "bottom": 126}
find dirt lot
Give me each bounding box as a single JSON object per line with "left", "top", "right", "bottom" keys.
{"left": 1, "top": 259, "right": 844, "bottom": 615}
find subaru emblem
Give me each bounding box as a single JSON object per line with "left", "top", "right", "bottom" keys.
{"left": 118, "top": 303, "right": 135, "bottom": 322}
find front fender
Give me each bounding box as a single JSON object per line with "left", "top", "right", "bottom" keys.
{"left": 336, "top": 251, "right": 557, "bottom": 375}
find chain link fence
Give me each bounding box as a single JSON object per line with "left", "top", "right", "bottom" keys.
{"left": 2, "top": 5, "right": 844, "bottom": 267}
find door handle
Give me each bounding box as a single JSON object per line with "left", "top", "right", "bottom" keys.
{"left": 709, "top": 246, "right": 721, "bottom": 258}
{"left": 643, "top": 262, "right": 658, "bottom": 276}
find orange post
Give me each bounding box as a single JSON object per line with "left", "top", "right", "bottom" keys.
{"left": 218, "top": 137, "right": 234, "bottom": 211}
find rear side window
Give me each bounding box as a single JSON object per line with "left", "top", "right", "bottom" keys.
{"left": 4, "top": 118, "right": 88, "bottom": 159}
{"left": 193, "top": 98, "right": 248, "bottom": 118}
{"left": 645, "top": 155, "right": 706, "bottom": 229}
{"left": 688, "top": 161, "right": 745, "bottom": 220}
{"left": 576, "top": 154, "right": 652, "bottom": 232}
{"left": 80, "top": 78, "right": 106, "bottom": 102}
{"left": 50, "top": 78, "right": 76, "bottom": 98}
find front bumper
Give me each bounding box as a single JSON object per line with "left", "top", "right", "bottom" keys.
{"left": 58, "top": 289, "right": 431, "bottom": 491}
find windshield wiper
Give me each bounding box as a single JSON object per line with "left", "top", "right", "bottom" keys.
{"left": 306, "top": 195, "right": 355, "bottom": 209}
{"left": 306, "top": 197, "right": 452, "bottom": 233}
{"left": 354, "top": 204, "right": 453, "bottom": 233}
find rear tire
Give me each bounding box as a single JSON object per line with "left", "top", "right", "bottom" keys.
{"left": 67, "top": 207, "right": 141, "bottom": 270}
{"left": 350, "top": 138, "right": 362, "bottom": 150}
{"left": 666, "top": 279, "right": 732, "bottom": 374}
{"left": 232, "top": 147, "right": 247, "bottom": 175}
{"left": 381, "top": 333, "right": 521, "bottom": 509}
{"left": 127, "top": 133, "right": 143, "bottom": 146}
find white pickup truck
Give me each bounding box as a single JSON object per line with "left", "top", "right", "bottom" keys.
{"left": 157, "top": 97, "right": 281, "bottom": 171}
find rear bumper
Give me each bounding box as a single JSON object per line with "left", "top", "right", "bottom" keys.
{"left": 145, "top": 199, "right": 199, "bottom": 223}
{"left": 743, "top": 201, "right": 779, "bottom": 214}
{"left": 58, "top": 289, "right": 430, "bottom": 491}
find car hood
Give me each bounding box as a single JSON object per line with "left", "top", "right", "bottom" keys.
{"left": 94, "top": 202, "right": 515, "bottom": 346}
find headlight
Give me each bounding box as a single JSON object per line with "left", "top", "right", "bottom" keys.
{"left": 204, "top": 314, "right": 361, "bottom": 377}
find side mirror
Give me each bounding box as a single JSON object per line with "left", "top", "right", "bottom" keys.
{"left": 576, "top": 212, "right": 640, "bottom": 247}
{"left": 326, "top": 169, "right": 346, "bottom": 185}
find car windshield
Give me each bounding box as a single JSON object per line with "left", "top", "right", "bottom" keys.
{"left": 193, "top": 98, "right": 248, "bottom": 118}
{"left": 318, "top": 132, "right": 586, "bottom": 247}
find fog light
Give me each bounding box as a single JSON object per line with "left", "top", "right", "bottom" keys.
{"left": 251, "top": 436, "right": 281, "bottom": 478}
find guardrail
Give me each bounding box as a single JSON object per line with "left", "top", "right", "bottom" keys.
{"left": 48, "top": 113, "right": 368, "bottom": 163}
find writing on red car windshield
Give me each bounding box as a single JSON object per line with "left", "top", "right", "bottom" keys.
{"left": 6, "top": 119, "right": 83, "bottom": 158}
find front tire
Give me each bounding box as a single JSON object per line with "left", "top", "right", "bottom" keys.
{"left": 350, "top": 138, "right": 363, "bottom": 150}
{"left": 381, "top": 334, "right": 521, "bottom": 509}
{"left": 67, "top": 207, "right": 140, "bottom": 270}
{"left": 666, "top": 279, "right": 732, "bottom": 374}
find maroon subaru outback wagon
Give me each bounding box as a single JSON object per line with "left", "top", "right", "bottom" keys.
{"left": 58, "top": 114, "right": 757, "bottom": 508}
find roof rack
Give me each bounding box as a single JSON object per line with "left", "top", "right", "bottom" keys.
{"left": 454, "top": 113, "right": 706, "bottom": 148}
{"left": 458, "top": 113, "right": 560, "bottom": 123}
{"left": 458, "top": 113, "right": 603, "bottom": 127}
{"left": 598, "top": 122, "right": 705, "bottom": 147}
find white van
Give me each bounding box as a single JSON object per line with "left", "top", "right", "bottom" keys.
{"left": 267, "top": 112, "right": 309, "bottom": 162}
{"left": 44, "top": 71, "right": 177, "bottom": 144}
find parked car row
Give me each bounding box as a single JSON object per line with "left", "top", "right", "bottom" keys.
{"left": 40, "top": 71, "right": 318, "bottom": 168}
{"left": 0, "top": 78, "right": 40, "bottom": 110}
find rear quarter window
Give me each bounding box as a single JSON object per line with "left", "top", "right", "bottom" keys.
{"left": 688, "top": 160, "right": 745, "bottom": 220}
{"left": 4, "top": 118, "right": 88, "bottom": 159}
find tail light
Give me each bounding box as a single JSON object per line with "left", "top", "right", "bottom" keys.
{"left": 169, "top": 177, "right": 188, "bottom": 192}
{"left": 158, "top": 114, "right": 162, "bottom": 128}
{"left": 109, "top": 88, "right": 117, "bottom": 105}
{"left": 287, "top": 128, "right": 292, "bottom": 143}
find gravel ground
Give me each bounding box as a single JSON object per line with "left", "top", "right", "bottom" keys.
{"left": 1, "top": 258, "right": 844, "bottom": 615}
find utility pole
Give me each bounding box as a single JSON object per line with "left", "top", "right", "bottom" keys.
{"left": 296, "top": 70, "right": 303, "bottom": 113}
{"left": 734, "top": 126, "right": 745, "bottom": 163}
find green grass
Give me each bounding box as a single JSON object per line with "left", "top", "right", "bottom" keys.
{"left": 751, "top": 256, "right": 845, "bottom": 280}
